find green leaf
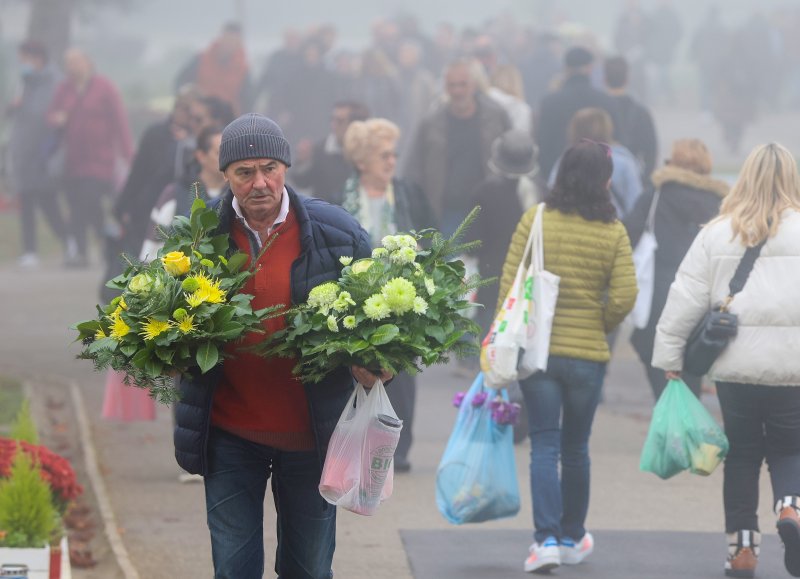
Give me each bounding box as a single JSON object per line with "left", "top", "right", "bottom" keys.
{"left": 198, "top": 242, "right": 214, "bottom": 254}
{"left": 155, "top": 348, "right": 175, "bottom": 364}
{"left": 370, "top": 324, "right": 400, "bottom": 346}
{"left": 130, "top": 348, "right": 151, "bottom": 369}
{"left": 345, "top": 339, "right": 370, "bottom": 355}
{"left": 88, "top": 337, "right": 118, "bottom": 354}
{"left": 218, "top": 321, "right": 245, "bottom": 339}
{"left": 199, "top": 210, "right": 219, "bottom": 231}
{"left": 226, "top": 252, "right": 249, "bottom": 273}
{"left": 424, "top": 325, "right": 446, "bottom": 344}
{"left": 196, "top": 342, "right": 219, "bottom": 373}
{"left": 145, "top": 357, "right": 163, "bottom": 378}
{"left": 119, "top": 343, "right": 139, "bottom": 357}
{"left": 191, "top": 197, "right": 206, "bottom": 213}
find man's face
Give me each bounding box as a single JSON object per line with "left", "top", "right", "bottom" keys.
{"left": 64, "top": 50, "right": 90, "bottom": 83}
{"left": 445, "top": 65, "right": 476, "bottom": 108}
{"left": 224, "top": 158, "right": 287, "bottom": 223}
{"left": 331, "top": 107, "right": 351, "bottom": 144}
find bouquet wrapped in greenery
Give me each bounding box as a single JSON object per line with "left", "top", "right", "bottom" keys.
{"left": 73, "top": 192, "right": 276, "bottom": 402}
{"left": 256, "top": 209, "right": 489, "bottom": 383}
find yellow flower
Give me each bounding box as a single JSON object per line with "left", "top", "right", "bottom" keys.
{"left": 185, "top": 273, "right": 226, "bottom": 307}
{"left": 119, "top": 297, "right": 128, "bottom": 310}
{"left": 140, "top": 318, "right": 171, "bottom": 341}
{"left": 109, "top": 316, "right": 131, "bottom": 340}
{"left": 162, "top": 251, "right": 191, "bottom": 276}
{"left": 94, "top": 327, "right": 107, "bottom": 340}
{"left": 173, "top": 315, "right": 196, "bottom": 334}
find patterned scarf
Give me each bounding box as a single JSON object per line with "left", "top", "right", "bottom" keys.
{"left": 342, "top": 175, "right": 397, "bottom": 246}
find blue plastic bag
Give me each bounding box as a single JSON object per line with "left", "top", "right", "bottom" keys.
{"left": 640, "top": 379, "right": 729, "bottom": 479}
{"left": 436, "top": 373, "right": 521, "bottom": 524}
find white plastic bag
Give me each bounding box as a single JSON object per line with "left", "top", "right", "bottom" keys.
{"left": 628, "top": 191, "right": 660, "bottom": 329}
{"left": 318, "top": 380, "right": 402, "bottom": 516}
{"left": 480, "top": 204, "right": 560, "bottom": 388}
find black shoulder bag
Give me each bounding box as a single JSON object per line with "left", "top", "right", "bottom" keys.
{"left": 683, "top": 239, "right": 767, "bottom": 376}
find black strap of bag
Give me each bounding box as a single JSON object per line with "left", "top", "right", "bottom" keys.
{"left": 683, "top": 238, "right": 767, "bottom": 376}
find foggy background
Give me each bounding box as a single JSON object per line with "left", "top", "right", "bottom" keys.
{"left": 0, "top": 0, "right": 794, "bottom": 125}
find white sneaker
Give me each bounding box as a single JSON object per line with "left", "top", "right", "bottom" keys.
{"left": 18, "top": 253, "right": 39, "bottom": 268}
{"left": 524, "top": 537, "right": 560, "bottom": 573}
{"left": 560, "top": 532, "right": 594, "bottom": 565}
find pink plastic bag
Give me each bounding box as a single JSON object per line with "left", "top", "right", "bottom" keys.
{"left": 101, "top": 370, "right": 156, "bottom": 422}
{"left": 319, "top": 380, "right": 402, "bottom": 516}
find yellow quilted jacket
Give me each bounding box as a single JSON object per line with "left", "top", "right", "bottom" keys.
{"left": 496, "top": 206, "right": 638, "bottom": 363}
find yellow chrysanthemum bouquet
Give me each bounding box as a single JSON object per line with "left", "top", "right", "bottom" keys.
{"left": 74, "top": 193, "right": 277, "bottom": 402}
{"left": 255, "top": 208, "right": 490, "bottom": 383}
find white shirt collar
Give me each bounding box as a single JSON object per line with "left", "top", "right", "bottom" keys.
{"left": 231, "top": 186, "right": 290, "bottom": 248}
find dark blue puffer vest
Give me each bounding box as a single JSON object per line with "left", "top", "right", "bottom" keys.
{"left": 173, "top": 186, "right": 372, "bottom": 474}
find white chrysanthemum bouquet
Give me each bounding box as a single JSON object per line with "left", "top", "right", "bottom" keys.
{"left": 73, "top": 192, "right": 278, "bottom": 403}
{"left": 255, "top": 209, "right": 489, "bottom": 382}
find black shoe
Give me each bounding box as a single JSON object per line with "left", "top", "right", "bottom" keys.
{"left": 394, "top": 457, "right": 411, "bottom": 473}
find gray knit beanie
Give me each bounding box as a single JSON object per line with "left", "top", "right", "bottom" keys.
{"left": 218, "top": 113, "right": 292, "bottom": 171}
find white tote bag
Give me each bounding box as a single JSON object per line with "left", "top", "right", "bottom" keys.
{"left": 628, "top": 191, "right": 660, "bottom": 329}
{"left": 481, "top": 204, "right": 560, "bottom": 388}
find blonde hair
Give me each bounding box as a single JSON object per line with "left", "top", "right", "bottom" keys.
{"left": 718, "top": 143, "right": 800, "bottom": 246}
{"left": 568, "top": 107, "right": 614, "bottom": 144}
{"left": 343, "top": 118, "right": 400, "bottom": 170}
{"left": 491, "top": 64, "right": 525, "bottom": 100}
{"left": 669, "top": 138, "right": 712, "bottom": 175}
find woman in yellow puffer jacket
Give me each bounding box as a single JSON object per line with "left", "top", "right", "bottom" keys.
{"left": 503, "top": 140, "right": 637, "bottom": 573}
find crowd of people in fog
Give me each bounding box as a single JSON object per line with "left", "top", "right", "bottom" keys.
{"left": 6, "top": 2, "right": 800, "bottom": 578}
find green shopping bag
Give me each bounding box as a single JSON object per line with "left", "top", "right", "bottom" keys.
{"left": 640, "top": 379, "right": 729, "bottom": 479}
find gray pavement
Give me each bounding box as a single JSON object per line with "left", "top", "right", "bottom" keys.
{"left": 1, "top": 107, "right": 796, "bottom": 577}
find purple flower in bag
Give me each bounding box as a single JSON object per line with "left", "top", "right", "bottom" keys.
{"left": 452, "top": 392, "right": 466, "bottom": 408}
{"left": 471, "top": 391, "right": 488, "bottom": 407}
{"left": 489, "top": 397, "right": 522, "bottom": 425}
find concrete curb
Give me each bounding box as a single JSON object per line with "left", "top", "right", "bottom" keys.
{"left": 69, "top": 380, "right": 140, "bottom": 579}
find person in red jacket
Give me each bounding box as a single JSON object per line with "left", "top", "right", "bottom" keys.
{"left": 47, "top": 48, "right": 133, "bottom": 267}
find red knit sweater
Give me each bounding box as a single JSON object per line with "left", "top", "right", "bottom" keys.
{"left": 211, "top": 208, "right": 315, "bottom": 450}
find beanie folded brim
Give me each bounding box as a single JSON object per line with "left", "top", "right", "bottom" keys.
{"left": 219, "top": 133, "right": 292, "bottom": 171}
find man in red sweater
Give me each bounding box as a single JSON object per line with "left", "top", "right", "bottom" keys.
{"left": 179, "top": 113, "right": 384, "bottom": 578}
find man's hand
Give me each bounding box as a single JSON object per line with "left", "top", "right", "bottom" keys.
{"left": 665, "top": 371, "right": 682, "bottom": 381}
{"left": 351, "top": 366, "right": 393, "bottom": 389}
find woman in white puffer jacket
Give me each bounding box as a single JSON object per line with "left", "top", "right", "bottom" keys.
{"left": 653, "top": 143, "right": 800, "bottom": 579}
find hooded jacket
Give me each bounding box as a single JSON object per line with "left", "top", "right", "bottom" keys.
{"left": 173, "top": 186, "right": 372, "bottom": 474}
{"left": 628, "top": 165, "right": 728, "bottom": 369}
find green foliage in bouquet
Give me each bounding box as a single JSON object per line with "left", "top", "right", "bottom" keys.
{"left": 73, "top": 188, "right": 280, "bottom": 403}
{"left": 0, "top": 449, "right": 57, "bottom": 548}
{"left": 255, "top": 207, "right": 492, "bottom": 383}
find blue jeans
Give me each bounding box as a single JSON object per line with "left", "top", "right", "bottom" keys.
{"left": 519, "top": 356, "right": 606, "bottom": 544}
{"left": 204, "top": 428, "right": 336, "bottom": 579}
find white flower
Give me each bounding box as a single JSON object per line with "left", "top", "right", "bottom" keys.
{"left": 372, "top": 247, "right": 389, "bottom": 258}
{"left": 389, "top": 246, "right": 416, "bottom": 265}
{"left": 395, "top": 234, "right": 417, "bottom": 249}
{"left": 381, "top": 235, "right": 400, "bottom": 251}
{"left": 339, "top": 256, "right": 353, "bottom": 266}
{"left": 425, "top": 277, "right": 436, "bottom": 296}
{"left": 343, "top": 315, "right": 357, "bottom": 329}
{"left": 413, "top": 296, "right": 428, "bottom": 315}
{"left": 327, "top": 315, "right": 339, "bottom": 333}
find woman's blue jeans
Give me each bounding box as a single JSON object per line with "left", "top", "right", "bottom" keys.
{"left": 519, "top": 356, "right": 606, "bottom": 544}
{"left": 204, "top": 428, "right": 336, "bottom": 579}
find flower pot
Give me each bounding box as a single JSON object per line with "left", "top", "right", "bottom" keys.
{"left": 0, "top": 544, "right": 50, "bottom": 578}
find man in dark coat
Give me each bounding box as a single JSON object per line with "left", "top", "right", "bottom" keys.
{"left": 536, "top": 46, "right": 618, "bottom": 177}
{"left": 403, "top": 57, "right": 511, "bottom": 236}
{"left": 174, "top": 114, "right": 376, "bottom": 578}
{"left": 8, "top": 40, "right": 66, "bottom": 267}
{"left": 604, "top": 55, "right": 658, "bottom": 180}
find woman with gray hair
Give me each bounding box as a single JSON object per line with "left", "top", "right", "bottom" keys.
{"left": 341, "top": 117, "right": 435, "bottom": 472}
{"left": 653, "top": 143, "right": 800, "bottom": 578}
